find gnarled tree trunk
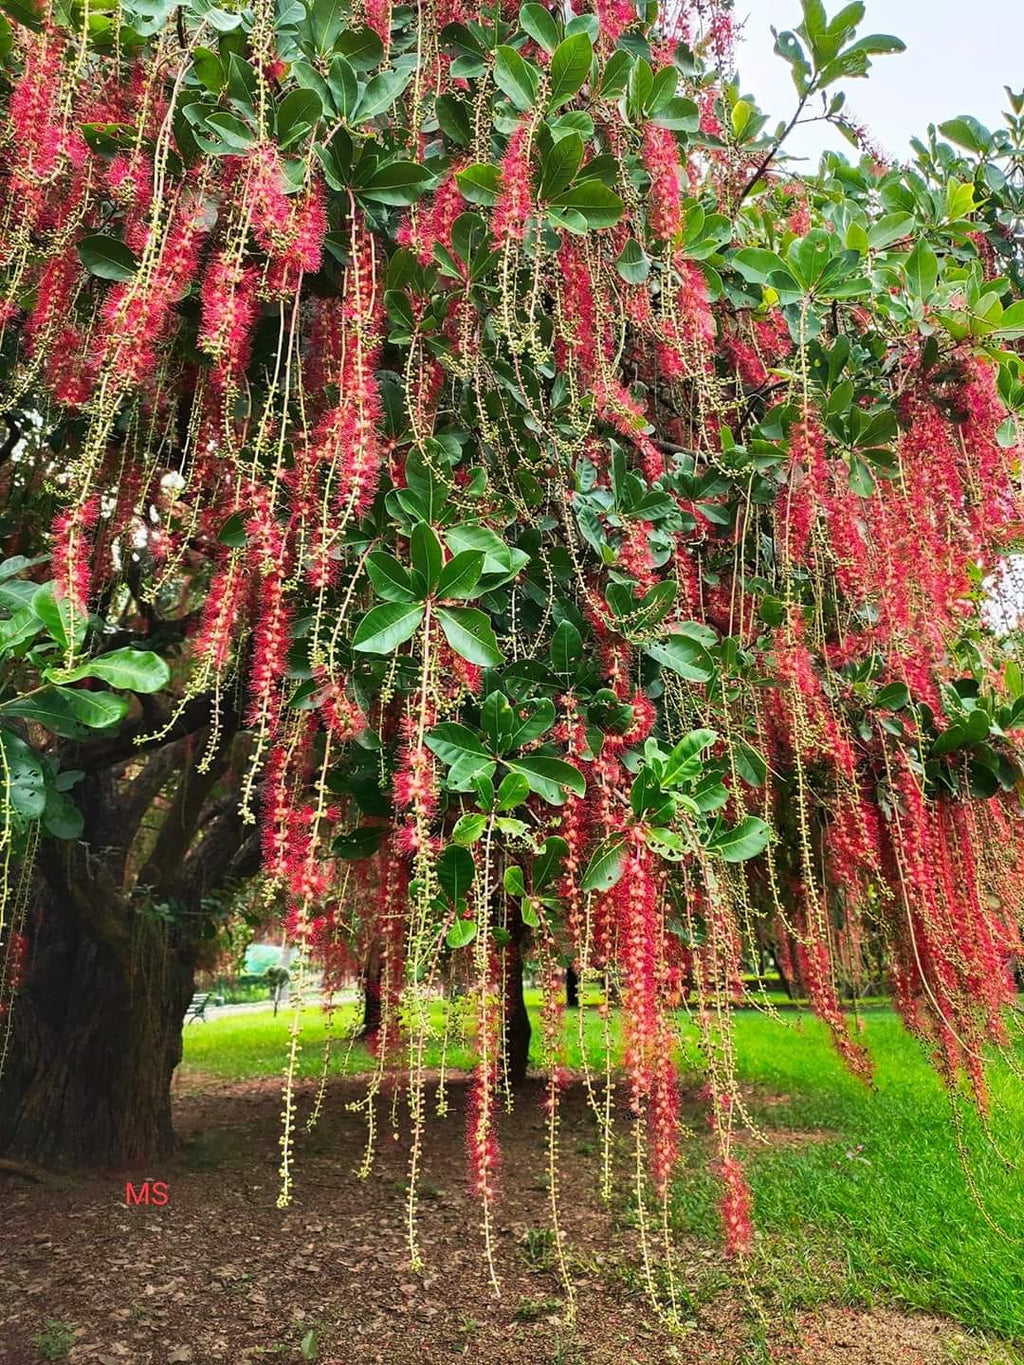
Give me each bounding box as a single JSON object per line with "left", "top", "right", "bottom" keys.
{"left": 0, "top": 878, "right": 196, "bottom": 1166}
{"left": 0, "top": 719, "right": 253, "bottom": 1169}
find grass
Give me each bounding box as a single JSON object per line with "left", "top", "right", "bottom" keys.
{"left": 180, "top": 994, "right": 1024, "bottom": 1341}
{"left": 31, "top": 1319, "right": 76, "bottom": 1360}
{"left": 669, "top": 1011, "right": 1024, "bottom": 1341}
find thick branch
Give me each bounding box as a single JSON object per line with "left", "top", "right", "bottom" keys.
{"left": 64, "top": 691, "right": 237, "bottom": 773}
{"left": 137, "top": 743, "right": 228, "bottom": 898}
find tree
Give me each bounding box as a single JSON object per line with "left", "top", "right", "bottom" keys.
{"left": 0, "top": 539, "right": 259, "bottom": 1161}
{"left": 0, "top": 0, "right": 1022, "bottom": 1305}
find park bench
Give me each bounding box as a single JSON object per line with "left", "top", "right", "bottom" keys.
{"left": 184, "top": 992, "right": 210, "bottom": 1024}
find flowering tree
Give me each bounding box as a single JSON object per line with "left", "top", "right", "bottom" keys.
{"left": 1, "top": 0, "right": 1023, "bottom": 1303}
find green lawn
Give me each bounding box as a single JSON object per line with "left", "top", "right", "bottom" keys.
{"left": 180, "top": 996, "right": 1024, "bottom": 1341}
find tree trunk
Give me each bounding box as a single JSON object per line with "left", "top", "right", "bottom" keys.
{"left": 565, "top": 964, "right": 579, "bottom": 1009}
{"left": 503, "top": 940, "right": 531, "bottom": 1087}
{"left": 358, "top": 941, "right": 382, "bottom": 1039}
{"left": 0, "top": 880, "right": 196, "bottom": 1168}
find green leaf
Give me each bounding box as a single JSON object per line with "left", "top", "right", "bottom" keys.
{"left": 193, "top": 3, "right": 242, "bottom": 33}
{"left": 995, "top": 301, "right": 1024, "bottom": 340}
{"left": 0, "top": 729, "right": 46, "bottom": 818}
{"left": 482, "top": 691, "right": 515, "bottom": 753}
{"left": 193, "top": 46, "right": 227, "bottom": 94}
{"left": 0, "top": 555, "right": 48, "bottom": 582}
{"left": 217, "top": 511, "right": 248, "bottom": 547}
{"left": 452, "top": 812, "right": 487, "bottom": 844}
{"left": 548, "top": 180, "right": 623, "bottom": 230}
{"left": 874, "top": 681, "right": 910, "bottom": 710}
{"left": 932, "top": 724, "right": 966, "bottom": 757}
{"left": 33, "top": 583, "right": 86, "bottom": 652}
{"left": 508, "top": 698, "right": 555, "bottom": 750}
{"left": 355, "top": 67, "right": 412, "bottom": 122}
{"left": 352, "top": 602, "right": 425, "bottom": 654}
{"left": 446, "top": 917, "right": 478, "bottom": 948}
{"left": 734, "top": 741, "right": 767, "bottom": 787}
{"left": 963, "top": 709, "right": 990, "bottom": 743}
{"left": 56, "top": 647, "right": 170, "bottom": 694}
{"left": 504, "top": 864, "right": 526, "bottom": 897}
{"left": 0, "top": 607, "right": 42, "bottom": 655}
{"left": 520, "top": 2, "right": 559, "bottom": 51}
{"left": 435, "top": 93, "right": 471, "bottom": 145}
{"left": 731, "top": 247, "right": 789, "bottom": 285}
{"left": 204, "top": 110, "right": 257, "bottom": 150}
{"left": 335, "top": 24, "right": 384, "bottom": 70}
{"left": 54, "top": 686, "right": 129, "bottom": 729}
{"left": 661, "top": 728, "right": 717, "bottom": 785}
{"left": 904, "top": 237, "right": 938, "bottom": 300}
{"left": 426, "top": 722, "right": 495, "bottom": 786}
{"left": 845, "top": 32, "right": 904, "bottom": 55}
{"left": 358, "top": 160, "right": 432, "bottom": 206}
{"left": 581, "top": 836, "right": 626, "bottom": 892}
{"left": 366, "top": 552, "right": 418, "bottom": 603}
{"left": 532, "top": 835, "right": 567, "bottom": 891}
{"left": 548, "top": 31, "right": 592, "bottom": 109}
{"left": 626, "top": 55, "right": 653, "bottom": 119}
{"left": 0, "top": 0, "right": 42, "bottom": 30}
{"left": 505, "top": 754, "right": 585, "bottom": 803}
{"left": 445, "top": 524, "right": 529, "bottom": 580}
{"left": 277, "top": 87, "right": 321, "bottom": 149}
{"left": 410, "top": 522, "right": 443, "bottom": 595}
{"left": 437, "top": 550, "right": 485, "bottom": 600}
{"left": 494, "top": 45, "right": 539, "bottom": 111}
{"left": 43, "top": 786, "right": 84, "bottom": 840}
{"left": 437, "top": 606, "right": 503, "bottom": 667}
{"left": 0, "top": 688, "right": 87, "bottom": 739}
{"left": 539, "top": 131, "right": 583, "bottom": 199}
{"left": 615, "top": 238, "right": 650, "bottom": 283}
{"left": 866, "top": 212, "right": 914, "bottom": 250}
{"left": 848, "top": 455, "right": 875, "bottom": 497}
{"left": 77, "top": 234, "right": 138, "bottom": 282}
{"left": 439, "top": 843, "right": 475, "bottom": 903}
{"left": 308, "top": 0, "right": 345, "bottom": 52}
{"left": 599, "top": 48, "right": 632, "bottom": 98}
{"left": 652, "top": 97, "right": 700, "bottom": 132}
{"left": 937, "top": 115, "right": 994, "bottom": 156}
{"left": 227, "top": 53, "right": 258, "bottom": 111}
{"left": 550, "top": 620, "right": 582, "bottom": 676}
{"left": 456, "top": 163, "right": 501, "bottom": 207}
{"left": 645, "top": 634, "right": 715, "bottom": 683}
{"left": 497, "top": 772, "right": 530, "bottom": 809}
{"left": 707, "top": 815, "right": 770, "bottom": 862}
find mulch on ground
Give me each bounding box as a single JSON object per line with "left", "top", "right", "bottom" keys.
{"left": 0, "top": 1072, "right": 1003, "bottom": 1365}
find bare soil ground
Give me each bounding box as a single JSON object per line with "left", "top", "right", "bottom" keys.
{"left": 0, "top": 1073, "right": 1010, "bottom": 1365}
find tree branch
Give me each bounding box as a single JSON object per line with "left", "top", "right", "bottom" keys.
{"left": 64, "top": 692, "right": 238, "bottom": 773}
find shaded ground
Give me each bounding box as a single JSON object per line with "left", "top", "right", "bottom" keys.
{"left": 1, "top": 1072, "right": 1018, "bottom": 1365}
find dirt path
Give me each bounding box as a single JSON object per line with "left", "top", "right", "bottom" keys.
{"left": 0, "top": 1073, "right": 1011, "bottom": 1365}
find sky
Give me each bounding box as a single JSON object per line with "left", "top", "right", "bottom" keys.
{"left": 731, "top": 0, "right": 1024, "bottom": 165}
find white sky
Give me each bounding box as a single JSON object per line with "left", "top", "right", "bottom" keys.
{"left": 732, "top": 0, "right": 1024, "bottom": 164}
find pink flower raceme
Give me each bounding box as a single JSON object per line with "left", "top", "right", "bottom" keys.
{"left": 95, "top": 197, "right": 206, "bottom": 386}
{"left": 642, "top": 123, "right": 683, "bottom": 241}
{"left": 491, "top": 122, "right": 533, "bottom": 242}
{"left": 199, "top": 251, "right": 259, "bottom": 386}
{"left": 51, "top": 494, "right": 100, "bottom": 613}
{"left": 715, "top": 1156, "right": 752, "bottom": 1256}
